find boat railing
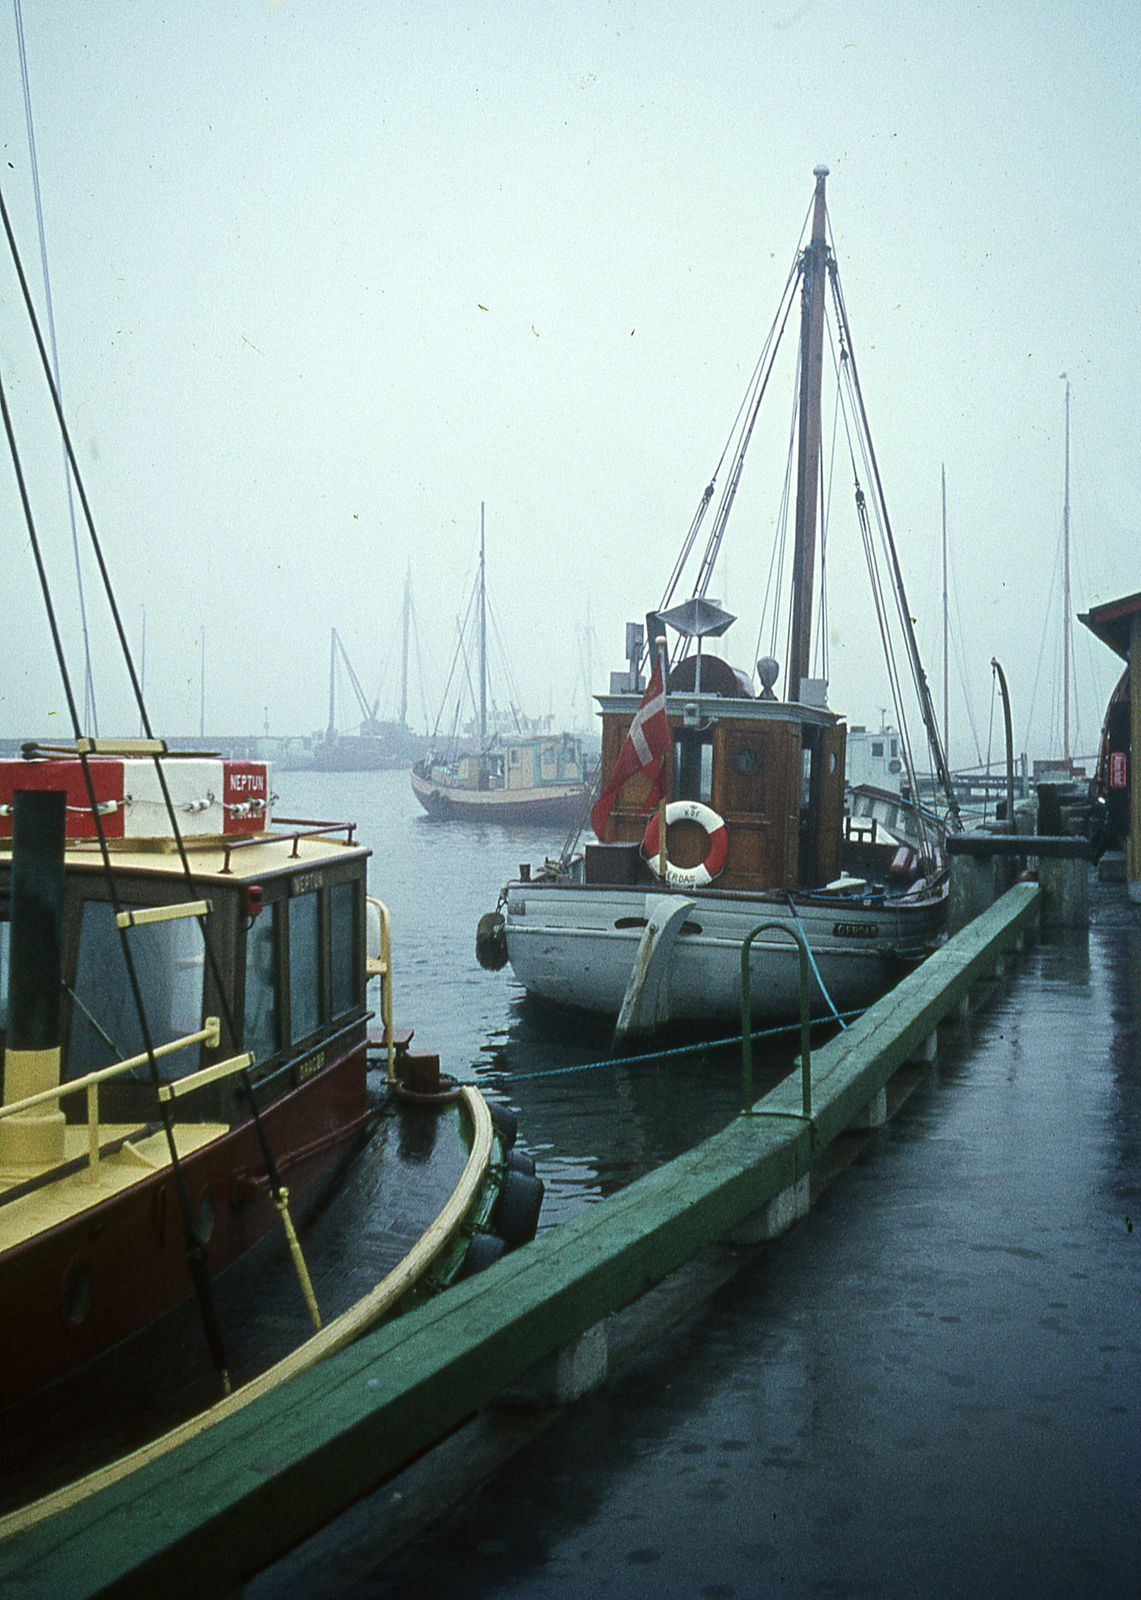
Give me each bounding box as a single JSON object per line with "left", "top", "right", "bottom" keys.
{"left": 365, "top": 896, "right": 396, "bottom": 1083}
{"left": 219, "top": 817, "right": 358, "bottom": 873}
{"left": 0, "top": 1018, "right": 253, "bottom": 1182}
{"left": 740, "top": 921, "right": 813, "bottom": 1119}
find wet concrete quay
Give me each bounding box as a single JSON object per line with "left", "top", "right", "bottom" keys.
{"left": 246, "top": 873, "right": 1140, "bottom": 1600}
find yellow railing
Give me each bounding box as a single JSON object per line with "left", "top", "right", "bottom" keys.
{"left": 0, "top": 1018, "right": 250, "bottom": 1181}
{"left": 366, "top": 896, "right": 396, "bottom": 1082}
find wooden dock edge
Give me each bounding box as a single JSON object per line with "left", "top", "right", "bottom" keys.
{"left": 0, "top": 882, "right": 1041, "bottom": 1600}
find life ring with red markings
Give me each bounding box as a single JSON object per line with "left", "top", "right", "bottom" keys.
{"left": 642, "top": 800, "right": 728, "bottom": 889}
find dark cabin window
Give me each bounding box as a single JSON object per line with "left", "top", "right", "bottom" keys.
{"left": 330, "top": 880, "right": 357, "bottom": 1019}
{"left": 672, "top": 731, "right": 713, "bottom": 804}
{"left": 67, "top": 900, "right": 204, "bottom": 1081}
{"left": 289, "top": 891, "right": 320, "bottom": 1044}
{"left": 245, "top": 904, "right": 279, "bottom": 1066}
{"left": 0, "top": 908, "right": 8, "bottom": 1036}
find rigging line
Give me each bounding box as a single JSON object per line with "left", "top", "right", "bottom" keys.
{"left": 429, "top": 582, "right": 478, "bottom": 740}
{"left": 0, "top": 340, "right": 232, "bottom": 1391}
{"left": 0, "top": 176, "right": 316, "bottom": 1335}
{"left": 658, "top": 249, "right": 804, "bottom": 618}
{"left": 826, "top": 259, "right": 960, "bottom": 829}
{"left": 829, "top": 340, "right": 928, "bottom": 840}
{"left": 946, "top": 537, "right": 983, "bottom": 766}
{"left": 691, "top": 266, "right": 802, "bottom": 609}
{"left": 751, "top": 349, "right": 800, "bottom": 671}
{"left": 814, "top": 331, "right": 848, "bottom": 683}
{"left": 1021, "top": 526, "right": 1063, "bottom": 753}
{"left": 13, "top": 0, "right": 98, "bottom": 736}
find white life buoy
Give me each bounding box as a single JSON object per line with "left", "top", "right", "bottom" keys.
{"left": 642, "top": 801, "right": 729, "bottom": 888}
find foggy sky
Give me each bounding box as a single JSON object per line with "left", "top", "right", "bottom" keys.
{"left": 1, "top": 0, "right": 1137, "bottom": 772}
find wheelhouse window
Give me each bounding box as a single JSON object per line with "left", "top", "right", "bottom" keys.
{"left": 0, "top": 907, "right": 9, "bottom": 1038}
{"left": 67, "top": 900, "right": 204, "bottom": 1082}
{"left": 245, "top": 904, "right": 279, "bottom": 1067}
{"left": 288, "top": 890, "right": 320, "bottom": 1045}
{"left": 672, "top": 730, "right": 713, "bottom": 804}
{"left": 330, "top": 879, "right": 358, "bottom": 1019}
{"left": 0, "top": 915, "right": 8, "bottom": 1036}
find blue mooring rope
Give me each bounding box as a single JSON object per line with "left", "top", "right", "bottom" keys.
{"left": 489, "top": 1008, "right": 862, "bottom": 1083}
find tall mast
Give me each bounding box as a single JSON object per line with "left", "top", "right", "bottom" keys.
{"left": 479, "top": 501, "right": 487, "bottom": 745}
{"left": 788, "top": 165, "right": 829, "bottom": 704}
{"left": 942, "top": 464, "right": 949, "bottom": 763}
{"left": 400, "top": 564, "right": 411, "bottom": 726}
{"left": 1062, "top": 376, "right": 1071, "bottom": 765}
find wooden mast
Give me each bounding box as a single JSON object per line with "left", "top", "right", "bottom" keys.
{"left": 788, "top": 165, "right": 829, "bottom": 705}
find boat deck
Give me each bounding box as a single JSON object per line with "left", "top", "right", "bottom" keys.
{"left": 0, "top": 1124, "right": 227, "bottom": 1251}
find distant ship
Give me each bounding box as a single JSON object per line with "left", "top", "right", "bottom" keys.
{"left": 314, "top": 578, "right": 431, "bottom": 771}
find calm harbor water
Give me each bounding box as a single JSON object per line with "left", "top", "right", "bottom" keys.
{"left": 277, "top": 766, "right": 793, "bottom": 1228}
{"left": 251, "top": 787, "right": 1141, "bottom": 1600}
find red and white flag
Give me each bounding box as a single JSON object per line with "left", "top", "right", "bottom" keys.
{"left": 591, "top": 656, "right": 670, "bottom": 838}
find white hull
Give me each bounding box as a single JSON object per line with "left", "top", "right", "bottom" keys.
{"left": 505, "top": 882, "right": 945, "bottom": 1026}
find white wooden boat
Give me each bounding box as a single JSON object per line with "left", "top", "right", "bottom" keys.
{"left": 488, "top": 169, "right": 958, "bottom": 1037}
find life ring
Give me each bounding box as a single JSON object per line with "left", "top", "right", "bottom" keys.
{"left": 642, "top": 801, "right": 728, "bottom": 888}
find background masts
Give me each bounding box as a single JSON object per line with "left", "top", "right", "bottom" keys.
{"left": 400, "top": 564, "right": 411, "bottom": 726}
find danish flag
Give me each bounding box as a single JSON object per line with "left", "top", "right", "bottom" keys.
{"left": 591, "top": 656, "right": 670, "bottom": 838}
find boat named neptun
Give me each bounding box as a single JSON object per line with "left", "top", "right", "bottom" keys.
{"left": 484, "top": 168, "right": 959, "bottom": 1038}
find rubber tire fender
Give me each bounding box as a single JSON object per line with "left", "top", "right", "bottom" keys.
{"left": 459, "top": 1232, "right": 506, "bottom": 1278}
{"left": 494, "top": 1168, "right": 544, "bottom": 1247}
{"left": 488, "top": 1101, "right": 518, "bottom": 1149}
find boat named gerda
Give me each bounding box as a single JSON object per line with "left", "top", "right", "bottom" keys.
{"left": 485, "top": 169, "right": 960, "bottom": 1038}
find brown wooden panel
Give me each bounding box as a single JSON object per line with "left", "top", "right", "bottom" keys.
{"left": 814, "top": 721, "right": 847, "bottom": 885}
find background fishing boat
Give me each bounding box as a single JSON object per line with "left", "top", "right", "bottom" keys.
{"left": 411, "top": 504, "right": 592, "bottom": 824}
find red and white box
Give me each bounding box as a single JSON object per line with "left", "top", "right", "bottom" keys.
{"left": 0, "top": 758, "right": 274, "bottom": 840}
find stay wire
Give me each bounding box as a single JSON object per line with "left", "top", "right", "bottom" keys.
{"left": 1, "top": 177, "right": 316, "bottom": 1361}
{"left": 0, "top": 292, "right": 233, "bottom": 1391}
{"left": 14, "top": 0, "right": 98, "bottom": 734}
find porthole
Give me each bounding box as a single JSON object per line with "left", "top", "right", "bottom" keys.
{"left": 63, "top": 1261, "right": 92, "bottom": 1326}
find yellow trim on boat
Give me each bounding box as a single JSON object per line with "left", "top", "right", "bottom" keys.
{"left": 115, "top": 900, "right": 210, "bottom": 929}
{"left": 0, "top": 1085, "right": 494, "bottom": 1542}
{"left": 156, "top": 1052, "right": 253, "bottom": 1103}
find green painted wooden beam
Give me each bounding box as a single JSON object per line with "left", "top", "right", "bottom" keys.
{"left": 0, "top": 883, "right": 1040, "bottom": 1600}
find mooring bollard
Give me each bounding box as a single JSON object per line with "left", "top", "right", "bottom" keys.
{"left": 740, "top": 921, "right": 812, "bottom": 1117}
